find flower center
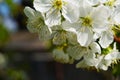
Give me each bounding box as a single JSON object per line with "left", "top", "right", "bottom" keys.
{"left": 81, "top": 16, "right": 93, "bottom": 27}
{"left": 53, "top": 0, "right": 63, "bottom": 10}
{"left": 104, "top": 0, "right": 116, "bottom": 7}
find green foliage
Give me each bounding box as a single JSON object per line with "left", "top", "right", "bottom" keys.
{"left": 112, "top": 63, "right": 120, "bottom": 77}
{"left": 7, "top": 69, "right": 28, "bottom": 80}
{"left": 0, "top": 25, "right": 9, "bottom": 47}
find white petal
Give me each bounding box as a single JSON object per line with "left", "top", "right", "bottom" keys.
{"left": 99, "top": 31, "right": 114, "bottom": 48}
{"left": 33, "top": 0, "right": 51, "bottom": 13}
{"left": 93, "top": 22, "right": 108, "bottom": 33}
{"left": 38, "top": 25, "right": 51, "bottom": 40}
{"left": 113, "top": 42, "right": 117, "bottom": 50}
{"left": 105, "top": 51, "right": 120, "bottom": 60}
{"left": 100, "top": 0, "right": 107, "bottom": 3}
{"left": 93, "top": 33, "right": 100, "bottom": 41}
{"left": 88, "top": 0, "right": 100, "bottom": 5}
{"left": 67, "top": 45, "right": 86, "bottom": 60}
{"left": 66, "top": 32, "right": 78, "bottom": 45}
{"left": 76, "top": 60, "right": 89, "bottom": 68}
{"left": 115, "top": 0, "right": 120, "bottom": 5}
{"left": 52, "top": 31, "right": 66, "bottom": 45}
{"left": 98, "top": 64, "right": 108, "bottom": 71}
{"left": 79, "top": 0, "right": 93, "bottom": 17}
{"left": 67, "top": 0, "right": 81, "bottom": 7}
{"left": 26, "top": 10, "right": 45, "bottom": 33}
{"left": 62, "top": 21, "right": 79, "bottom": 33}
{"left": 24, "top": 7, "right": 35, "bottom": 18}
{"left": 90, "top": 42, "right": 101, "bottom": 54}
{"left": 91, "top": 6, "right": 110, "bottom": 33}
{"left": 84, "top": 52, "right": 98, "bottom": 66}
{"left": 115, "top": 5, "right": 120, "bottom": 13}
{"left": 77, "top": 27, "right": 93, "bottom": 47}
{"left": 92, "top": 5, "right": 110, "bottom": 19}
{"left": 62, "top": 2, "right": 79, "bottom": 23}
{"left": 53, "top": 48, "right": 70, "bottom": 63}
{"left": 96, "top": 57, "right": 110, "bottom": 70}
{"left": 114, "top": 13, "right": 120, "bottom": 24}
{"left": 45, "top": 8, "right": 61, "bottom": 26}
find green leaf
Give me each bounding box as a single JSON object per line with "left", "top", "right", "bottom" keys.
{"left": 0, "top": 25, "right": 9, "bottom": 46}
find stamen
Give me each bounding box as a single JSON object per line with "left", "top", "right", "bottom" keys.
{"left": 81, "top": 16, "right": 93, "bottom": 27}
{"left": 104, "top": 0, "right": 116, "bottom": 7}
{"left": 53, "top": 0, "right": 63, "bottom": 10}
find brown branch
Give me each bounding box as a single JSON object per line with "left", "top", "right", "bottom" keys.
{"left": 114, "top": 36, "right": 120, "bottom": 43}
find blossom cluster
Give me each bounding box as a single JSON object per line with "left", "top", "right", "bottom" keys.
{"left": 24, "top": 0, "right": 120, "bottom": 70}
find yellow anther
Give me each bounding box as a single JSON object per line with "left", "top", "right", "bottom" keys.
{"left": 104, "top": 0, "right": 116, "bottom": 7}
{"left": 53, "top": 0, "right": 63, "bottom": 10}
{"left": 81, "top": 16, "right": 93, "bottom": 27}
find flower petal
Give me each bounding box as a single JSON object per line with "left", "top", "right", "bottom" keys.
{"left": 90, "top": 42, "right": 101, "bottom": 54}
{"left": 76, "top": 60, "right": 89, "bottom": 68}
{"left": 79, "top": 0, "right": 93, "bottom": 17}
{"left": 92, "top": 5, "right": 110, "bottom": 33}
{"left": 24, "top": 7, "right": 35, "bottom": 18}
{"left": 52, "top": 30, "right": 66, "bottom": 45}
{"left": 77, "top": 27, "right": 93, "bottom": 47}
{"left": 38, "top": 25, "right": 51, "bottom": 40}
{"left": 67, "top": 45, "right": 87, "bottom": 60}
{"left": 88, "top": 0, "right": 100, "bottom": 5}
{"left": 105, "top": 51, "right": 120, "bottom": 60}
{"left": 53, "top": 48, "right": 70, "bottom": 63}
{"left": 99, "top": 31, "right": 114, "bottom": 48}
{"left": 84, "top": 53, "right": 98, "bottom": 67}
{"left": 66, "top": 32, "right": 78, "bottom": 45}
{"left": 114, "top": 13, "right": 120, "bottom": 24}
{"left": 62, "top": 21, "right": 79, "bottom": 33}
{"left": 33, "top": 0, "right": 51, "bottom": 13}
{"left": 24, "top": 8, "right": 45, "bottom": 33}
{"left": 45, "top": 8, "right": 61, "bottom": 26}
{"left": 62, "top": 1, "right": 79, "bottom": 23}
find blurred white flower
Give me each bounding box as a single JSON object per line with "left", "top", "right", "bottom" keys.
{"left": 53, "top": 47, "right": 73, "bottom": 63}
{"left": 24, "top": 7, "right": 51, "bottom": 40}
{"left": 0, "top": 53, "right": 6, "bottom": 68}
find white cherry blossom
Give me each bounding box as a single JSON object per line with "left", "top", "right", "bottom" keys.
{"left": 62, "top": 1, "right": 110, "bottom": 47}
{"left": 96, "top": 43, "right": 120, "bottom": 70}
{"left": 24, "top": 7, "right": 51, "bottom": 40}
{"left": 24, "top": 0, "right": 120, "bottom": 71}
{"left": 34, "top": 0, "right": 79, "bottom": 26}
{"left": 76, "top": 42, "right": 101, "bottom": 68}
